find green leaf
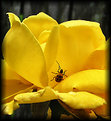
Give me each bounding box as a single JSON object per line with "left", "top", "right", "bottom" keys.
{"left": 19, "top": 14, "right": 24, "bottom": 22}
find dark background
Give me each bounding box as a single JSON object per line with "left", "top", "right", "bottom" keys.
{"left": 1, "top": 0, "right": 110, "bottom": 41}
{"left": 0, "top": 0, "right": 110, "bottom": 119}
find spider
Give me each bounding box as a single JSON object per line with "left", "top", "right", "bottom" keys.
{"left": 51, "top": 61, "right": 67, "bottom": 82}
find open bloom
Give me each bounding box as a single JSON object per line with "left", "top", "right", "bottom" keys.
{"left": 2, "top": 12, "right": 109, "bottom": 119}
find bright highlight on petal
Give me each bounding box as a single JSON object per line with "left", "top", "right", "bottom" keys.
{"left": 54, "top": 69, "right": 107, "bottom": 94}
{"left": 58, "top": 91, "right": 106, "bottom": 109}
{"left": 14, "top": 87, "right": 58, "bottom": 104}
{"left": 2, "top": 18, "right": 48, "bottom": 88}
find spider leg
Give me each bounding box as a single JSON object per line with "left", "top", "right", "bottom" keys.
{"left": 63, "top": 70, "right": 67, "bottom": 75}
{"left": 63, "top": 70, "right": 68, "bottom": 77}
{"left": 64, "top": 74, "right": 68, "bottom": 77}
{"left": 51, "top": 72, "right": 58, "bottom": 74}
{"left": 56, "top": 61, "right": 61, "bottom": 72}
{"left": 50, "top": 76, "right": 56, "bottom": 81}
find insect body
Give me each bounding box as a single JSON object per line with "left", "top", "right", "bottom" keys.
{"left": 51, "top": 61, "right": 67, "bottom": 82}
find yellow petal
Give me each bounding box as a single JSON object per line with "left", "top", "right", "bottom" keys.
{"left": 38, "top": 30, "right": 50, "bottom": 44}
{"left": 23, "top": 12, "right": 58, "bottom": 43}
{"left": 57, "top": 91, "right": 106, "bottom": 109}
{"left": 60, "top": 114, "right": 74, "bottom": 120}
{"left": 7, "top": 12, "right": 20, "bottom": 27}
{"left": 93, "top": 104, "right": 109, "bottom": 118}
{"left": 14, "top": 87, "right": 58, "bottom": 104}
{"left": 83, "top": 41, "right": 107, "bottom": 70}
{"left": 14, "top": 86, "right": 106, "bottom": 109}
{"left": 54, "top": 70, "right": 108, "bottom": 94}
{"left": 93, "top": 92, "right": 110, "bottom": 117}
{"left": 2, "top": 59, "right": 31, "bottom": 85}
{"left": 46, "top": 107, "right": 52, "bottom": 120}
{"left": 2, "top": 100, "right": 19, "bottom": 115}
{"left": 59, "top": 101, "right": 97, "bottom": 119}
{"left": 51, "top": 20, "right": 105, "bottom": 76}
{"left": 2, "top": 19, "right": 48, "bottom": 88}
{"left": 44, "top": 26, "right": 59, "bottom": 72}
{"left": 40, "top": 42, "right": 46, "bottom": 52}
{"left": 2, "top": 79, "right": 34, "bottom": 103}
{"left": 1, "top": 59, "right": 34, "bottom": 103}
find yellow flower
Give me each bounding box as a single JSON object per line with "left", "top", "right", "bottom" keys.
{"left": 2, "top": 12, "right": 109, "bottom": 119}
